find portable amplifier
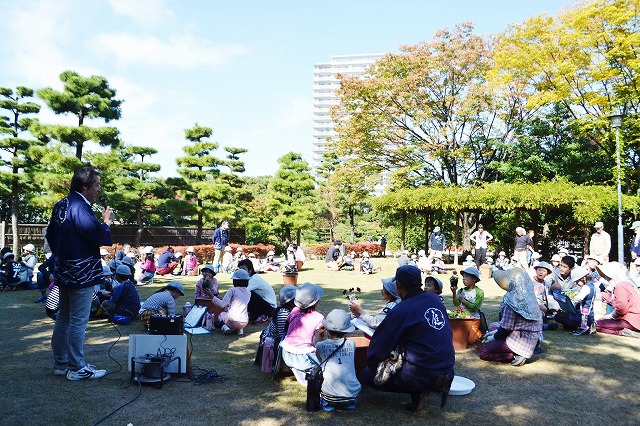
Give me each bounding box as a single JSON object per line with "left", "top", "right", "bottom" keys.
{"left": 149, "top": 315, "right": 184, "bottom": 335}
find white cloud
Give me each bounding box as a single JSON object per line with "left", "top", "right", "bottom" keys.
{"left": 3, "top": 0, "right": 77, "bottom": 86}
{"left": 108, "top": 76, "right": 159, "bottom": 116}
{"left": 108, "top": 0, "right": 174, "bottom": 26}
{"left": 91, "top": 32, "right": 250, "bottom": 69}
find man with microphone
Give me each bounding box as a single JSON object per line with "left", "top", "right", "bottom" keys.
{"left": 46, "top": 167, "right": 115, "bottom": 380}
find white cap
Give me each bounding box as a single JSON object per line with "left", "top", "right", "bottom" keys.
{"left": 143, "top": 246, "right": 154, "bottom": 254}
{"left": 186, "top": 246, "right": 194, "bottom": 253}
{"left": 23, "top": 244, "right": 35, "bottom": 253}
{"left": 100, "top": 249, "right": 109, "bottom": 256}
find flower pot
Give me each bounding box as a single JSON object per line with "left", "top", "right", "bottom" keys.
{"left": 283, "top": 272, "right": 298, "bottom": 286}
{"left": 296, "top": 260, "right": 303, "bottom": 271}
{"left": 449, "top": 317, "right": 482, "bottom": 351}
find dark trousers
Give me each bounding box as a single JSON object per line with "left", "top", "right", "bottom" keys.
{"left": 475, "top": 248, "right": 487, "bottom": 267}
{"left": 248, "top": 292, "right": 274, "bottom": 320}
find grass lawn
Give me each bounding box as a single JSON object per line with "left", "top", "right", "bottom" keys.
{"left": 1, "top": 258, "right": 639, "bottom": 426}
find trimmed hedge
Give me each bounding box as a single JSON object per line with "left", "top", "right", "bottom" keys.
{"left": 103, "top": 243, "right": 276, "bottom": 261}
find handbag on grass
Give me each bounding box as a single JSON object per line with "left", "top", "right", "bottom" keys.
{"left": 374, "top": 344, "right": 405, "bottom": 386}
{"left": 305, "top": 338, "right": 346, "bottom": 412}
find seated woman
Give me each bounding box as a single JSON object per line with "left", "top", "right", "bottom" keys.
{"left": 479, "top": 268, "right": 543, "bottom": 366}
{"left": 237, "top": 259, "right": 277, "bottom": 324}
{"left": 279, "top": 283, "right": 325, "bottom": 385}
{"left": 362, "top": 265, "right": 455, "bottom": 412}
{"left": 349, "top": 276, "right": 399, "bottom": 331}
{"left": 452, "top": 267, "right": 484, "bottom": 319}
{"left": 194, "top": 264, "right": 219, "bottom": 299}
{"left": 138, "top": 280, "right": 185, "bottom": 330}
{"left": 595, "top": 262, "right": 640, "bottom": 338}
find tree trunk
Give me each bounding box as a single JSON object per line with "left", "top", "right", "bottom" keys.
{"left": 349, "top": 207, "right": 355, "bottom": 244}
{"left": 401, "top": 211, "right": 406, "bottom": 251}
{"left": 75, "top": 140, "right": 84, "bottom": 160}
{"left": 11, "top": 172, "right": 19, "bottom": 254}
{"left": 424, "top": 211, "right": 430, "bottom": 252}
{"left": 583, "top": 223, "right": 590, "bottom": 257}
{"left": 296, "top": 229, "right": 301, "bottom": 246}
{"left": 196, "top": 199, "right": 203, "bottom": 245}
{"left": 135, "top": 203, "right": 143, "bottom": 247}
{"left": 454, "top": 211, "right": 460, "bottom": 266}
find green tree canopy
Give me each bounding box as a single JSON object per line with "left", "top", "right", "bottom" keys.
{"left": 267, "top": 152, "right": 317, "bottom": 244}
{"left": 35, "top": 70, "right": 122, "bottom": 160}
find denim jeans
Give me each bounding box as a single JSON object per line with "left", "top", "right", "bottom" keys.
{"left": 52, "top": 286, "right": 94, "bottom": 371}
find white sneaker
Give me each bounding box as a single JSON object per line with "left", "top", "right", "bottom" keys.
{"left": 66, "top": 364, "right": 106, "bottom": 381}
{"left": 221, "top": 324, "right": 231, "bottom": 334}
{"left": 237, "top": 328, "right": 244, "bottom": 335}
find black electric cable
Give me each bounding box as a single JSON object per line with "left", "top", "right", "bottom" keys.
{"left": 91, "top": 376, "right": 142, "bottom": 426}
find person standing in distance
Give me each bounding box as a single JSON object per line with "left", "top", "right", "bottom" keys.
{"left": 47, "top": 167, "right": 115, "bottom": 380}
{"left": 469, "top": 224, "right": 493, "bottom": 268}
{"left": 212, "top": 221, "right": 230, "bottom": 273}
{"left": 589, "top": 222, "right": 611, "bottom": 263}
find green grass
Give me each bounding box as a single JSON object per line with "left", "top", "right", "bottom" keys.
{"left": 1, "top": 258, "right": 639, "bottom": 426}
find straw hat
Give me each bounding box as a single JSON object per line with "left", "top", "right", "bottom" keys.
{"left": 493, "top": 267, "right": 527, "bottom": 291}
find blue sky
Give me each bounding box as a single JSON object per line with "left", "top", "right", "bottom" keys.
{"left": 0, "top": 0, "right": 570, "bottom": 178}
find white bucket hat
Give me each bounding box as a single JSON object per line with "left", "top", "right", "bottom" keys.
{"left": 323, "top": 309, "right": 355, "bottom": 333}
{"left": 294, "top": 283, "right": 324, "bottom": 309}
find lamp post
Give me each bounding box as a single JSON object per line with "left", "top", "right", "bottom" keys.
{"left": 609, "top": 112, "right": 624, "bottom": 264}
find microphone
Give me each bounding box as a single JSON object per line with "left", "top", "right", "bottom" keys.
{"left": 98, "top": 195, "right": 108, "bottom": 209}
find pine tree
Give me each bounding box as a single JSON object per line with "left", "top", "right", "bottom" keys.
{"left": 0, "top": 86, "right": 42, "bottom": 252}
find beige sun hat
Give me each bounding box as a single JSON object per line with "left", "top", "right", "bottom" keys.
{"left": 595, "top": 262, "right": 626, "bottom": 281}
{"left": 493, "top": 267, "right": 527, "bottom": 291}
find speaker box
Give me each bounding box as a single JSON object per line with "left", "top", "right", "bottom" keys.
{"left": 128, "top": 334, "right": 188, "bottom": 373}
{"left": 149, "top": 315, "right": 184, "bottom": 335}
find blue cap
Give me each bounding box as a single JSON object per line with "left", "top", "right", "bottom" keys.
{"left": 395, "top": 265, "right": 422, "bottom": 288}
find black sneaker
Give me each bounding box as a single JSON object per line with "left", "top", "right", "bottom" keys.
{"left": 572, "top": 328, "right": 590, "bottom": 336}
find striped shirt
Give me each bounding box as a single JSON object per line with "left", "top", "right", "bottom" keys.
{"left": 140, "top": 290, "right": 176, "bottom": 315}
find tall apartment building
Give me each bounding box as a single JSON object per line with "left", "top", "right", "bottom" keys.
{"left": 312, "top": 54, "right": 384, "bottom": 169}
